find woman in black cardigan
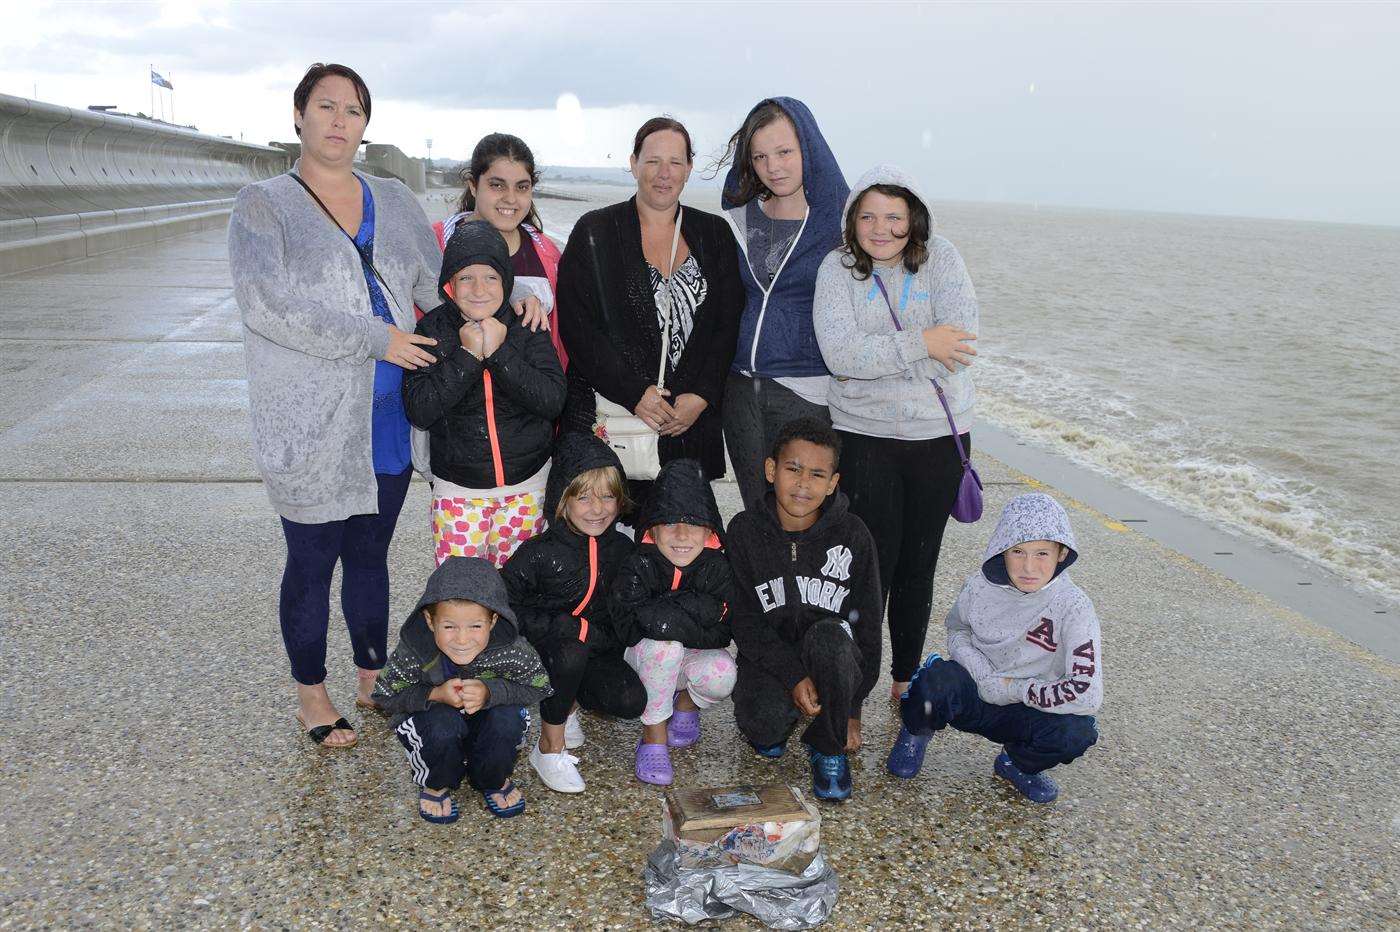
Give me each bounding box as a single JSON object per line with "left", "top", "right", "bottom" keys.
{"left": 557, "top": 117, "right": 744, "bottom": 502}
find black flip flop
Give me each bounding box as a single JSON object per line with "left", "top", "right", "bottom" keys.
{"left": 301, "top": 716, "right": 357, "bottom": 748}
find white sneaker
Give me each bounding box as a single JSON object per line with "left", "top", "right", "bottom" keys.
{"left": 530, "top": 742, "right": 586, "bottom": 793}
{"left": 564, "top": 710, "right": 585, "bottom": 749}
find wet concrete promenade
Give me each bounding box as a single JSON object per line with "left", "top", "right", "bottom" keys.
{"left": 1, "top": 226, "right": 1397, "bottom": 929}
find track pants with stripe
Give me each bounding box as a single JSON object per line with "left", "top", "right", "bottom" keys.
{"left": 394, "top": 702, "right": 526, "bottom": 791}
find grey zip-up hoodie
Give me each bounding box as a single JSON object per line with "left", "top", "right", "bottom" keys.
{"left": 812, "top": 164, "right": 977, "bottom": 440}
{"left": 945, "top": 493, "right": 1103, "bottom": 715}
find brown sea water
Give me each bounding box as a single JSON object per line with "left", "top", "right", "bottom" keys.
{"left": 428, "top": 182, "right": 1400, "bottom": 608}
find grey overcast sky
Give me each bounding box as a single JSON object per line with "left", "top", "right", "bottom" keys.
{"left": 4, "top": 1, "right": 1398, "bottom": 226}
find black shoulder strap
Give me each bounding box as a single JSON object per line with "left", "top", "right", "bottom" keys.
{"left": 287, "top": 171, "right": 405, "bottom": 317}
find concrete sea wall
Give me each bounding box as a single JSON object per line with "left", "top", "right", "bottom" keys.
{"left": 0, "top": 92, "right": 288, "bottom": 276}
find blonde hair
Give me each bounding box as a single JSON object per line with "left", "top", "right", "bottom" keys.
{"left": 555, "top": 466, "right": 630, "bottom": 524}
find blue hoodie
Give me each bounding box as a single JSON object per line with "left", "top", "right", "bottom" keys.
{"left": 722, "top": 97, "right": 849, "bottom": 380}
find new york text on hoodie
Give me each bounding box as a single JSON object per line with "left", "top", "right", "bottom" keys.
{"left": 727, "top": 489, "right": 883, "bottom": 710}
{"left": 946, "top": 493, "right": 1104, "bottom": 715}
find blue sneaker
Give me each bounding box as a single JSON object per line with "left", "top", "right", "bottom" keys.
{"left": 748, "top": 740, "right": 786, "bottom": 759}
{"left": 994, "top": 750, "right": 1059, "bottom": 803}
{"left": 885, "top": 726, "right": 932, "bottom": 779}
{"left": 808, "top": 746, "right": 852, "bottom": 802}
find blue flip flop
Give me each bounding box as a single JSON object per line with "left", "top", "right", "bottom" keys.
{"left": 418, "top": 788, "right": 459, "bottom": 824}
{"left": 482, "top": 779, "right": 526, "bottom": 819}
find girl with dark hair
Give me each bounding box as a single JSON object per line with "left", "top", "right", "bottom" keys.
{"left": 812, "top": 164, "right": 980, "bottom": 701}
{"left": 716, "top": 98, "right": 850, "bottom": 510}
{"left": 432, "top": 134, "right": 564, "bottom": 365}
{"left": 556, "top": 117, "right": 745, "bottom": 503}
{"left": 229, "top": 63, "right": 442, "bottom": 749}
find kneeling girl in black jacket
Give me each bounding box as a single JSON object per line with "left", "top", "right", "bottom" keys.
{"left": 611, "top": 459, "right": 736, "bottom": 787}
{"left": 501, "top": 433, "right": 646, "bottom": 793}
{"left": 405, "top": 220, "right": 565, "bottom": 569}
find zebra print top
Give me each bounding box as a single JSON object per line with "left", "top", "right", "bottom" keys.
{"left": 647, "top": 253, "right": 708, "bottom": 374}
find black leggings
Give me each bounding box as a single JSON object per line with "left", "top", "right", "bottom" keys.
{"left": 535, "top": 638, "right": 647, "bottom": 725}
{"left": 837, "top": 431, "right": 968, "bottom": 682}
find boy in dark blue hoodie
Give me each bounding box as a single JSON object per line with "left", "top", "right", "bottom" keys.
{"left": 719, "top": 97, "right": 850, "bottom": 511}
{"left": 373, "top": 556, "right": 551, "bottom": 823}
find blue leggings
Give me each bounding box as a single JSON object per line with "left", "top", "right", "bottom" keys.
{"left": 278, "top": 468, "right": 413, "bottom": 685}
{"left": 902, "top": 658, "right": 1098, "bottom": 774}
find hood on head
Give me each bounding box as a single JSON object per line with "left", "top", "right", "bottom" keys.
{"left": 721, "top": 96, "right": 849, "bottom": 216}
{"left": 638, "top": 458, "right": 724, "bottom": 543}
{"left": 438, "top": 219, "right": 514, "bottom": 308}
{"left": 544, "top": 432, "right": 627, "bottom": 521}
{"left": 981, "top": 493, "right": 1079, "bottom": 586}
{"left": 843, "top": 163, "right": 935, "bottom": 230}
{"left": 407, "top": 555, "right": 518, "bottom": 648}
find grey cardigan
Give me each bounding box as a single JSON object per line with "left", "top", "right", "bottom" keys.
{"left": 813, "top": 163, "right": 977, "bottom": 441}
{"left": 228, "top": 165, "right": 441, "bottom": 523}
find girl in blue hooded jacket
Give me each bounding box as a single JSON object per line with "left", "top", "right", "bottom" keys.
{"left": 717, "top": 98, "right": 850, "bottom": 510}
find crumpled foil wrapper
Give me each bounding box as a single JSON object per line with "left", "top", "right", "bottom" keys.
{"left": 642, "top": 839, "right": 838, "bottom": 929}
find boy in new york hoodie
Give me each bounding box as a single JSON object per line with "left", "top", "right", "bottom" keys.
{"left": 890, "top": 493, "right": 1102, "bottom": 803}
{"left": 728, "top": 417, "right": 883, "bottom": 802}
{"left": 372, "top": 556, "right": 551, "bottom": 823}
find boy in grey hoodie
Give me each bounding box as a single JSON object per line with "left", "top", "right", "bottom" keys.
{"left": 888, "top": 493, "right": 1101, "bottom": 803}
{"left": 373, "top": 556, "right": 552, "bottom": 823}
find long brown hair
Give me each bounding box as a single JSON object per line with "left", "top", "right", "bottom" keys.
{"left": 455, "top": 133, "right": 544, "bottom": 233}
{"left": 714, "top": 101, "right": 792, "bottom": 204}
{"left": 840, "top": 184, "right": 930, "bottom": 281}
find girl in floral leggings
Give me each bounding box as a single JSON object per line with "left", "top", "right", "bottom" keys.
{"left": 610, "top": 459, "right": 737, "bottom": 786}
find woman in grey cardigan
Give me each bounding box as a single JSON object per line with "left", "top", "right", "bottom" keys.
{"left": 228, "top": 63, "right": 441, "bottom": 748}
{"left": 813, "top": 164, "right": 979, "bottom": 703}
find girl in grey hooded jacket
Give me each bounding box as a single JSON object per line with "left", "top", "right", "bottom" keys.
{"left": 812, "top": 164, "right": 979, "bottom": 695}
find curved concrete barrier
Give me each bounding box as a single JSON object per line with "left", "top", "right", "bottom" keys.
{"left": 0, "top": 92, "right": 287, "bottom": 275}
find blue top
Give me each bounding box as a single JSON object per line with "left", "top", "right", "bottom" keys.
{"left": 354, "top": 176, "right": 413, "bottom": 475}
{"left": 722, "top": 97, "right": 850, "bottom": 380}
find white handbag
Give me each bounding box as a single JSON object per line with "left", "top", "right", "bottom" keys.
{"left": 594, "top": 208, "right": 683, "bottom": 481}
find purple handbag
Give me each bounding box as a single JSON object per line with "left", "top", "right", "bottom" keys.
{"left": 871, "top": 275, "right": 984, "bottom": 523}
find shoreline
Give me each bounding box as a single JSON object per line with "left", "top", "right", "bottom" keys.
{"left": 971, "top": 422, "right": 1399, "bottom": 663}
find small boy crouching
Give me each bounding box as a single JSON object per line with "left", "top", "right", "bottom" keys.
{"left": 373, "top": 556, "right": 552, "bottom": 823}
{"left": 729, "top": 418, "right": 884, "bottom": 803}
{"left": 889, "top": 493, "right": 1102, "bottom": 803}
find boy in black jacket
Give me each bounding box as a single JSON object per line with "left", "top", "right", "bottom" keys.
{"left": 404, "top": 219, "right": 566, "bottom": 568}
{"left": 372, "top": 556, "right": 552, "bottom": 823}
{"left": 611, "top": 458, "right": 737, "bottom": 786}
{"left": 729, "top": 418, "right": 883, "bottom": 802}
{"left": 501, "top": 433, "right": 647, "bottom": 794}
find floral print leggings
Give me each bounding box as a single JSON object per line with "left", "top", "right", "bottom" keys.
{"left": 431, "top": 490, "right": 542, "bottom": 568}
{"left": 623, "top": 638, "right": 737, "bottom": 726}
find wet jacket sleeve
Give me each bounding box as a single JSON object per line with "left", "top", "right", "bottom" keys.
{"left": 480, "top": 640, "right": 554, "bottom": 709}
{"left": 484, "top": 322, "right": 566, "bottom": 421}
{"left": 401, "top": 311, "right": 482, "bottom": 429}
{"left": 1007, "top": 596, "right": 1103, "bottom": 715}
{"left": 909, "top": 239, "right": 979, "bottom": 382}
{"left": 229, "top": 185, "right": 390, "bottom": 362}
{"left": 371, "top": 637, "right": 434, "bottom": 716}
{"left": 399, "top": 186, "right": 445, "bottom": 313}
{"left": 847, "top": 525, "right": 884, "bottom": 713}
{"left": 944, "top": 582, "right": 1006, "bottom": 703}
{"left": 609, "top": 554, "right": 733, "bottom": 650}
{"left": 557, "top": 223, "right": 652, "bottom": 413}
{"left": 501, "top": 545, "right": 585, "bottom": 645}
{"left": 812, "top": 256, "right": 930, "bottom": 380}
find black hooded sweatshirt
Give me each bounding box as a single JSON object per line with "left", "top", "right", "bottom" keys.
{"left": 501, "top": 433, "right": 632, "bottom": 656}
{"left": 727, "top": 489, "right": 883, "bottom": 710}
{"left": 371, "top": 556, "right": 553, "bottom": 729}
{"left": 404, "top": 219, "right": 565, "bottom": 489}
{"left": 609, "top": 458, "right": 735, "bottom": 650}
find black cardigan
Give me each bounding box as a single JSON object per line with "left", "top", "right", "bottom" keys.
{"left": 556, "top": 197, "right": 744, "bottom": 480}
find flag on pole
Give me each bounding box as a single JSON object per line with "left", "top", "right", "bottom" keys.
{"left": 150, "top": 70, "right": 173, "bottom": 90}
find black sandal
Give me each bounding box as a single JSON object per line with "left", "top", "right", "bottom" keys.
{"left": 298, "top": 715, "right": 357, "bottom": 748}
